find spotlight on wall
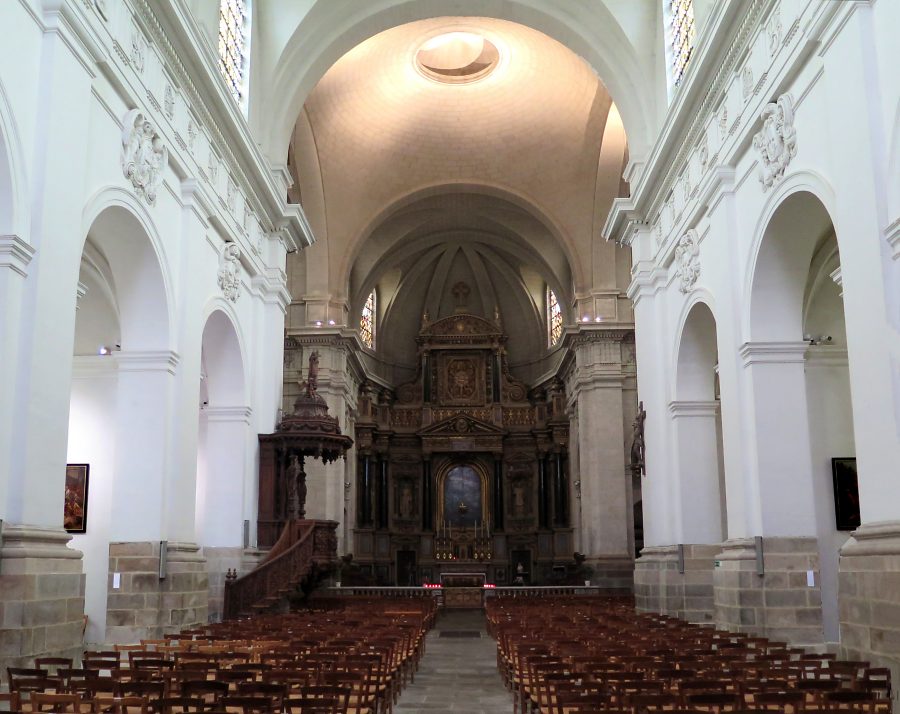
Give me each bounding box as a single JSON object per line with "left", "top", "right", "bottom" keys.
{"left": 582, "top": 316, "right": 590, "bottom": 323}
{"left": 594, "top": 316, "right": 603, "bottom": 322}
{"left": 314, "top": 321, "right": 323, "bottom": 327}
{"left": 328, "top": 320, "right": 336, "bottom": 326}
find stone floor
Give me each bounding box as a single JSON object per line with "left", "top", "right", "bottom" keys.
{"left": 394, "top": 609, "right": 512, "bottom": 713}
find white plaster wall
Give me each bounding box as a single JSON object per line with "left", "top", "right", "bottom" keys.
{"left": 614, "top": 0, "right": 900, "bottom": 552}
{"left": 67, "top": 364, "right": 117, "bottom": 643}
{"left": 0, "top": 0, "right": 298, "bottom": 585}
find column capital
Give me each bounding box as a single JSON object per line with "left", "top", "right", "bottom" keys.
{"left": 668, "top": 400, "right": 719, "bottom": 418}
{"left": 739, "top": 341, "right": 809, "bottom": 366}
{"left": 0, "top": 235, "right": 35, "bottom": 278}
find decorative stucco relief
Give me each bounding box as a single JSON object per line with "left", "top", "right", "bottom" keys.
{"left": 121, "top": 109, "right": 168, "bottom": 206}
{"left": 218, "top": 243, "right": 241, "bottom": 302}
{"left": 675, "top": 230, "right": 700, "bottom": 293}
{"left": 164, "top": 84, "right": 175, "bottom": 120}
{"left": 752, "top": 93, "right": 797, "bottom": 191}
{"left": 131, "top": 28, "right": 147, "bottom": 73}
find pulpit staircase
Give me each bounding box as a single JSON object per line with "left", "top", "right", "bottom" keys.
{"left": 222, "top": 519, "right": 338, "bottom": 620}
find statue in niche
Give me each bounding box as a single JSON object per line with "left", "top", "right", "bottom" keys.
{"left": 285, "top": 454, "right": 306, "bottom": 519}
{"left": 399, "top": 482, "right": 413, "bottom": 519}
{"left": 512, "top": 481, "right": 526, "bottom": 518}
{"left": 630, "top": 401, "right": 646, "bottom": 477}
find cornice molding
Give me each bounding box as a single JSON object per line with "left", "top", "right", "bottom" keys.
{"left": 203, "top": 405, "right": 253, "bottom": 424}
{"left": 739, "top": 341, "right": 808, "bottom": 366}
{"left": 668, "top": 400, "right": 720, "bottom": 418}
{"left": 0, "top": 235, "right": 36, "bottom": 278}
{"left": 115, "top": 349, "right": 180, "bottom": 374}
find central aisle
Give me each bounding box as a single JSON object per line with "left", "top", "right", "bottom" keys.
{"left": 394, "top": 609, "right": 512, "bottom": 713}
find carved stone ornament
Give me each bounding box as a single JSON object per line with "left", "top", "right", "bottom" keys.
{"left": 674, "top": 229, "right": 700, "bottom": 293}
{"left": 187, "top": 119, "right": 197, "bottom": 152}
{"left": 130, "top": 28, "right": 147, "bottom": 73}
{"left": 121, "top": 109, "right": 168, "bottom": 206}
{"left": 227, "top": 177, "right": 237, "bottom": 211}
{"left": 208, "top": 150, "right": 219, "bottom": 182}
{"left": 767, "top": 10, "right": 783, "bottom": 56}
{"left": 752, "top": 93, "right": 797, "bottom": 191}
{"left": 718, "top": 107, "right": 728, "bottom": 138}
{"left": 698, "top": 134, "right": 709, "bottom": 171}
{"left": 164, "top": 84, "right": 175, "bottom": 120}
{"left": 741, "top": 65, "right": 754, "bottom": 100}
{"left": 217, "top": 242, "right": 241, "bottom": 302}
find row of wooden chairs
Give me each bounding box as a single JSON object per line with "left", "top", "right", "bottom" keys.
{"left": 487, "top": 596, "right": 892, "bottom": 714}
{"left": 3, "top": 598, "right": 436, "bottom": 714}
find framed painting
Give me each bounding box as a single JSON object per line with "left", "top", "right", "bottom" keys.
{"left": 831, "top": 457, "right": 861, "bottom": 532}
{"left": 64, "top": 464, "right": 90, "bottom": 534}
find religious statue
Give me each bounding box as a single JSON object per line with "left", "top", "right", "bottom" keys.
{"left": 305, "top": 351, "right": 319, "bottom": 397}
{"left": 285, "top": 454, "right": 307, "bottom": 519}
{"left": 512, "top": 481, "right": 526, "bottom": 518}
{"left": 399, "top": 483, "right": 413, "bottom": 518}
{"left": 630, "top": 401, "right": 646, "bottom": 477}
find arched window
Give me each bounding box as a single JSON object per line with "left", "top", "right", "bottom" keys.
{"left": 360, "top": 290, "right": 376, "bottom": 349}
{"left": 547, "top": 286, "right": 562, "bottom": 347}
{"left": 666, "top": 0, "right": 696, "bottom": 91}
{"left": 218, "top": 0, "right": 250, "bottom": 107}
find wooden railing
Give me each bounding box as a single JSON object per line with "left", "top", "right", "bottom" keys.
{"left": 223, "top": 519, "right": 338, "bottom": 620}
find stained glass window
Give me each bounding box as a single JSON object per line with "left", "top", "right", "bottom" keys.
{"left": 547, "top": 287, "right": 562, "bottom": 347}
{"left": 669, "top": 0, "right": 696, "bottom": 87}
{"left": 360, "top": 290, "right": 376, "bottom": 349}
{"left": 218, "top": 0, "right": 248, "bottom": 105}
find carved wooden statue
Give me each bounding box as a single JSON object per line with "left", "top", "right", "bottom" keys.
{"left": 630, "top": 401, "right": 646, "bottom": 477}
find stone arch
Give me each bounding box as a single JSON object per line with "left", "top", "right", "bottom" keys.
{"left": 196, "top": 307, "right": 252, "bottom": 551}
{"left": 745, "top": 173, "right": 838, "bottom": 341}
{"left": 671, "top": 298, "right": 726, "bottom": 543}
{"left": 258, "top": 0, "right": 654, "bottom": 166}
{"left": 67, "top": 191, "right": 174, "bottom": 643}
{"left": 343, "top": 182, "right": 584, "bottom": 299}
{"left": 80, "top": 187, "right": 173, "bottom": 351}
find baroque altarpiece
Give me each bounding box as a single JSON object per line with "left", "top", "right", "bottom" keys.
{"left": 352, "top": 312, "right": 573, "bottom": 586}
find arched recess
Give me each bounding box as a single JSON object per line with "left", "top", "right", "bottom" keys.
{"left": 347, "top": 189, "right": 575, "bottom": 384}
{"left": 66, "top": 198, "right": 172, "bottom": 644}
{"left": 746, "top": 186, "right": 853, "bottom": 642}
{"left": 257, "top": 0, "right": 654, "bottom": 166}
{"left": 196, "top": 307, "right": 250, "bottom": 549}
{"left": 344, "top": 184, "right": 583, "bottom": 301}
{"left": 672, "top": 300, "right": 726, "bottom": 544}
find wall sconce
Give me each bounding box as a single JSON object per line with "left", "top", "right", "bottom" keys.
{"left": 574, "top": 480, "right": 582, "bottom": 499}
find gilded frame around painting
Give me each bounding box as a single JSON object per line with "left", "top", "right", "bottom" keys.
{"left": 64, "top": 463, "right": 90, "bottom": 534}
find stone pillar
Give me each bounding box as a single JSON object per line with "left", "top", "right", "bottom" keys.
{"left": 568, "top": 333, "right": 634, "bottom": 590}
{"left": 106, "top": 541, "right": 208, "bottom": 643}
{"left": 670, "top": 401, "right": 724, "bottom": 543}
{"left": 0, "top": 236, "right": 34, "bottom": 518}
{"left": 714, "top": 538, "right": 823, "bottom": 645}
{"left": 0, "top": 525, "right": 85, "bottom": 673}
{"left": 714, "top": 343, "right": 824, "bottom": 645}
{"left": 197, "top": 406, "right": 252, "bottom": 547}
{"left": 838, "top": 523, "right": 900, "bottom": 706}
{"left": 634, "top": 544, "right": 718, "bottom": 624}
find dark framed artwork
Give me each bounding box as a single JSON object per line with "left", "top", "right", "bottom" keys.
{"left": 831, "top": 457, "right": 861, "bottom": 532}
{"left": 64, "top": 464, "right": 90, "bottom": 533}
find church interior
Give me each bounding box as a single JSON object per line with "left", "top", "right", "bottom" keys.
{"left": 2, "top": 0, "right": 900, "bottom": 711}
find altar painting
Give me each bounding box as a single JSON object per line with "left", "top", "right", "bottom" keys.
{"left": 442, "top": 465, "right": 483, "bottom": 527}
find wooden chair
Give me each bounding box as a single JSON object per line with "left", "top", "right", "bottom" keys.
{"left": 30, "top": 692, "right": 85, "bottom": 713}
{"left": 91, "top": 696, "right": 150, "bottom": 714}
{"left": 0, "top": 692, "right": 22, "bottom": 712}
